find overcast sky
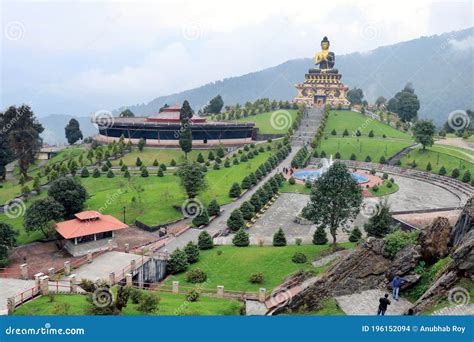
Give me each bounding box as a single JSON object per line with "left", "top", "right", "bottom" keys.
{"left": 1, "top": 0, "right": 473, "bottom": 117}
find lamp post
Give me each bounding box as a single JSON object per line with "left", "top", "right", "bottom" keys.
{"left": 123, "top": 206, "right": 126, "bottom": 223}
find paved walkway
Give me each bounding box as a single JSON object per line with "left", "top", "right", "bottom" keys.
{"left": 0, "top": 278, "right": 36, "bottom": 314}
{"left": 431, "top": 304, "right": 474, "bottom": 316}
{"left": 70, "top": 251, "right": 143, "bottom": 281}
{"left": 335, "top": 289, "right": 412, "bottom": 315}
{"left": 245, "top": 300, "right": 268, "bottom": 316}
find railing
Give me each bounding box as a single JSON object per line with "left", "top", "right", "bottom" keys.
{"left": 13, "top": 286, "right": 39, "bottom": 307}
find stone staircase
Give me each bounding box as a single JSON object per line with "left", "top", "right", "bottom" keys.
{"left": 387, "top": 144, "right": 418, "bottom": 166}
{"left": 291, "top": 108, "right": 323, "bottom": 147}
{"left": 431, "top": 304, "right": 474, "bottom": 315}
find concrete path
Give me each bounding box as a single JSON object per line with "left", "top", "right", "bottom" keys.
{"left": 70, "top": 251, "right": 143, "bottom": 281}
{"left": 431, "top": 304, "right": 474, "bottom": 316}
{"left": 335, "top": 289, "right": 412, "bottom": 315}
{"left": 245, "top": 300, "right": 268, "bottom": 316}
{"left": 0, "top": 278, "right": 36, "bottom": 314}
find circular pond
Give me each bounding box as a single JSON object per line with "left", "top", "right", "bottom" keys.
{"left": 293, "top": 169, "right": 369, "bottom": 184}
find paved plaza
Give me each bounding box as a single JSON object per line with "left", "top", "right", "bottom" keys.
{"left": 71, "top": 251, "right": 143, "bottom": 281}
{"left": 0, "top": 278, "right": 36, "bottom": 314}
{"left": 335, "top": 289, "right": 413, "bottom": 315}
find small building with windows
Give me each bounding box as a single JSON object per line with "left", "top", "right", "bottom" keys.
{"left": 55, "top": 211, "right": 128, "bottom": 257}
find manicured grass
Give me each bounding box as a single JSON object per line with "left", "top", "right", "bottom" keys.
{"left": 430, "top": 144, "right": 473, "bottom": 161}
{"left": 234, "top": 110, "right": 298, "bottom": 134}
{"left": 1, "top": 145, "right": 279, "bottom": 241}
{"left": 324, "top": 111, "right": 412, "bottom": 139}
{"left": 368, "top": 181, "right": 399, "bottom": 197}
{"left": 279, "top": 181, "right": 312, "bottom": 194}
{"left": 316, "top": 137, "right": 414, "bottom": 163}
{"left": 401, "top": 147, "right": 474, "bottom": 180}
{"left": 166, "top": 244, "right": 354, "bottom": 292}
{"left": 111, "top": 148, "right": 211, "bottom": 167}
{"left": 13, "top": 291, "right": 242, "bottom": 316}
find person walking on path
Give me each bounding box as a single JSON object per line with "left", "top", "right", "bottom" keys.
{"left": 377, "top": 294, "right": 391, "bottom": 316}
{"left": 391, "top": 276, "right": 405, "bottom": 300}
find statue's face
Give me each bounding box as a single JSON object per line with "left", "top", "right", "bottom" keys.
{"left": 321, "top": 42, "right": 329, "bottom": 50}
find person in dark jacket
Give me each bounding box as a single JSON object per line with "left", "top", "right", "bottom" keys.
{"left": 377, "top": 294, "right": 391, "bottom": 315}
{"left": 391, "top": 276, "right": 405, "bottom": 300}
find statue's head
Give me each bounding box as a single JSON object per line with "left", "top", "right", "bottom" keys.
{"left": 321, "top": 36, "right": 330, "bottom": 50}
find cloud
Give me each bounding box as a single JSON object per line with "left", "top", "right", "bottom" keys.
{"left": 2, "top": 0, "right": 473, "bottom": 116}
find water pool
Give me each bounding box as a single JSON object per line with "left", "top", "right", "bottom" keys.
{"left": 293, "top": 169, "right": 369, "bottom": 184}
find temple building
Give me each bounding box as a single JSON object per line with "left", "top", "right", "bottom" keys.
{"left": 55, "top": 211, "right": 128, "bottom": 256}
{"left": 94, "top": 104, "right": 256, "bottom": 146}
{"left": 294, "top": 36, "right": 350, "bottom": 108}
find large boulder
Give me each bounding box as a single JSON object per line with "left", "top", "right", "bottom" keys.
{"left": 451, "top": 229, "right": 474, "bottom": 276}
{"left": 418, "top": 217, "right": 452, "bottom": 263}
{"left": 450, "top": 197, "right": 473, "bottom": 247}
{"left": 386, "top": 245, "right": 422, "bottom": 289}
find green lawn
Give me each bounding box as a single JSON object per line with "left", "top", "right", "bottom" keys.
{"left": 431, "top": 144, "right": 473, "bottom": 161}
{"left": 166, "top": 244, "right": 354, "bottom": 292}
{"left": 401, "top": 147, "right": 474, "bottom": 180}
{"left": 1, "top": 145, "right": 279, "bottom": 240}
{"left": 112, "top": 148, "right": 212, "bottom": 167}
{"left": 316, "top": 137, "right": 414, "bottom": 163}
{"left": 13, "top": 291, "right": 242, "bottom": 316}
{"left": 324, "top": 111, "right": 412, "bottom": 139}
{"left": 368, "top": 180, "right": 399, "bottom": 197}
{"left": 279, "top": 182, "right": 312, "bottom": 194}
{"left": 234, "top": 110, "right": 298, "bottom": 134}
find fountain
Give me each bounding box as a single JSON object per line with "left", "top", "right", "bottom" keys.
{"left": 293, "top": 155, "right": 369, "bottom": 184}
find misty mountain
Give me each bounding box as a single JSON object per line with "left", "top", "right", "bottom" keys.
{"left": 39, "top": 28, "right": 473, "bottom": 144}
{"left": 39, "top": 114, "right": 96, "bottom": 146}
{"left": 119, "top": 28, "right": 473, "bottom": 125}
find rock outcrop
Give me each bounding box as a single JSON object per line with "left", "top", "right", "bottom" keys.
{"left": 418, "top": 217, "right": 452, "bottom": 263}
{"left": 386, "top": 245, "right": 422, "bottom": 289}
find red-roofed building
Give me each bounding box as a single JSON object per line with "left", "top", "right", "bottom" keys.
{"left": 55, "top": 211, "right": 128, "bottom": 256}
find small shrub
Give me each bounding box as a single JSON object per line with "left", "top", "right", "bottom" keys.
{"left": 313, "top": 226, "right": 328, "bottom": 245}
{"left": 185, "top": 268, "right": 207, "bottom": 283}
{"left": 295, "top": 238, "right": 302, "bottom": 246}
{"left": 451, "top": 168, "right": 460, "bottom": 179}
{"left": 232, "top": 228, "right": 249, "bottom": 247}
{"left": 383, "top": 230, "right": 419, "bottom": 258}
{"left": 288, "top": 177, "right": 296, "bottom": 185}
{"left": 349, "top": 227, "right": 362, "bottom": 242}
{"left": 292, "top": 252, "right": 307, "bottom": 264}
{"left": 249, "top": 272, "right": 264, "bottom": 284}
{"left": 387, "top": 181, "right": 393, "bottom": 188}
{"left": 372, "top": 185, "right": 379, "bottom": 192}
{"left": 137, "top": 292, "right": 160, "bottom": 313}
{"left": 439, "top": 166, "right": 447, "bottom": 176}
{"left": 129, "top": 288, "right": 143, "bottom": 304}
{"left": 365, "top": 155, "right": 372, "bottom": 162}
{"left": 272, "top": 228, "right": 287, "bottom": 246}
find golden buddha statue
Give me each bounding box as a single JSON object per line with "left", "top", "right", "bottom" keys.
{"left": 310, "top": 36, "right": 338, "bottom": 74}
